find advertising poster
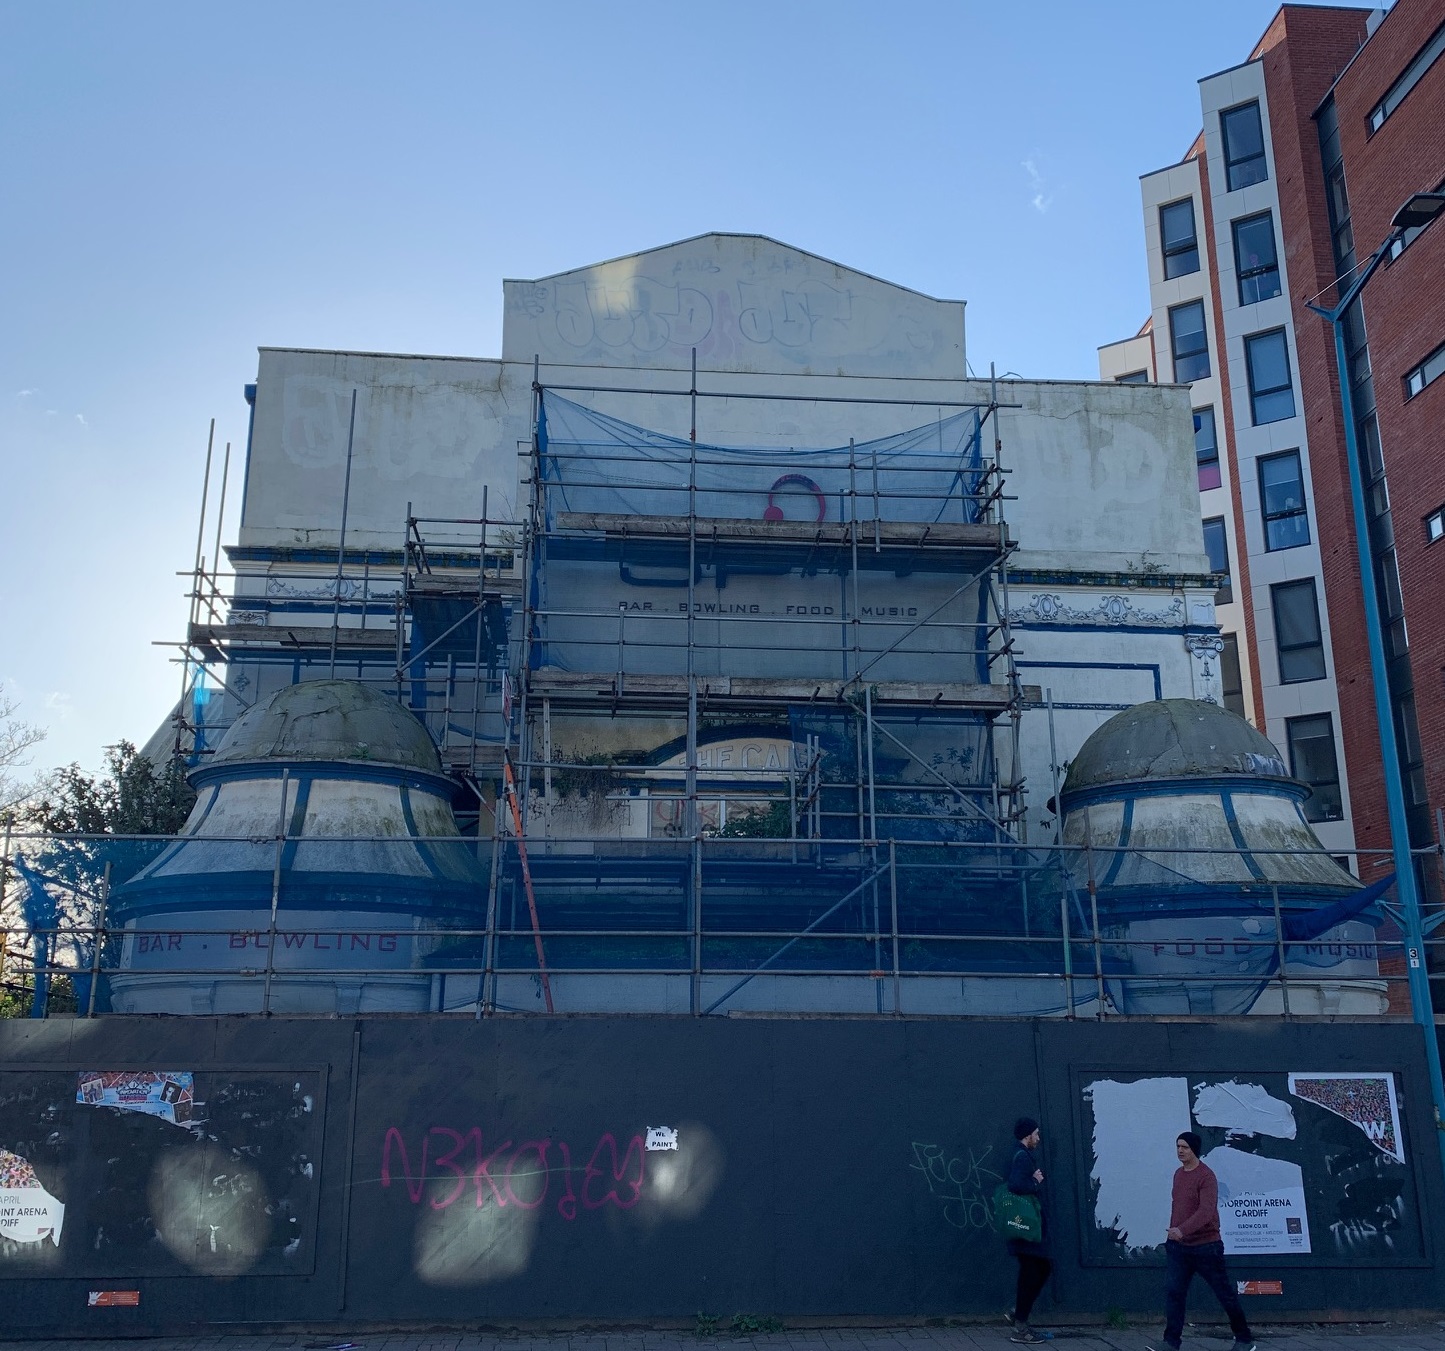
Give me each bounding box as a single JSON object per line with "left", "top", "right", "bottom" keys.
{"left": 76, "top": 1071, "right": 197, "bottom": 1127}
{"left": 1208, "top": 1144, "right": 1310, "bottom": 1254}
{"left": 4, "top": 1068, "right": 323, "bottom": 1277}
{"left": 1288, "top": 1073, "right": 1404, "bottom": 1164}
{"left": 0, "top": 1149, "right": 65, "bottom": 1246}
{"left": 1080, "top": 1068, "right": 1419, "bottom": 1266}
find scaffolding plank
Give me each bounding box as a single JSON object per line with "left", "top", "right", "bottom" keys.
{"left": 555, "top": 512, "right": 1011, "bottom": 550}
{"left": 189, "top": 622, "right": 399, "bottom": 650}
{"left": 408, "top": 574, "right": 521, "bottom": 598}
{"left": 527, "top": 667, "right": 1033, "bottom": 709}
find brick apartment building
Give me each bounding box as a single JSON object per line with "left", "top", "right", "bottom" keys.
{"left": 1100, "top": 0, "right": 1445, "bottom": 912}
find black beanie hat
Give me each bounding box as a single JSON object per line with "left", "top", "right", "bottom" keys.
{"left": 1178, "top": 1131, "right": 1203, "bottom": 1156}
{"left": 1015, "top": 1116, "right": 1040, "bottom": 1141}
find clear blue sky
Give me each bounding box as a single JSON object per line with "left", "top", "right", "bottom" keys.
{"left": 0, "top": 0, "right": 1362, "bottom": 774}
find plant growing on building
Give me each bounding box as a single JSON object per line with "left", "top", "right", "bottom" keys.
{"left": 716, "top": 799, "right": 793, "bottom": 838}
{"left": 550, "top": 750, "right": 623, "bottom": 800}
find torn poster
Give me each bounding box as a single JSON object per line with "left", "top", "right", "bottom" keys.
{"left": 0, "top": 1149, "right": 65, "bottom": 1246}
{"left": 76, "top": 1071, "right": 197, "bottom": 1127}
{"left": 1085, "top": 1076, "right": 1191, "bottom": 1250}
{"left": 1206, "top": 1144, "right": 1310, "bottom": 1254}
{"left": 1193, "top": 1080, "right": 1297, "bottom": 1139}
{"left": 1288, "top": 1072, "right": 1404, "bottom": 1164}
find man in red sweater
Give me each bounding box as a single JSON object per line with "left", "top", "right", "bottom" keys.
{"left": 1147, "top": 1132, "right": 1255, "bottom": 1351}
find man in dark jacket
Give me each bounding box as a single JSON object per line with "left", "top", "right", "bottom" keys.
{"left": 1006, "top": 1116, "right": 1050, "bottom": 1344}
{"left": 1147, "top": 1132, "right": 1256, "bottom": 1351}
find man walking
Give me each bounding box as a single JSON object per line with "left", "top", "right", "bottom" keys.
{"left": 1149, "top": 1132, "right": 1256, "bottom": 1351}
{"left": 1005, "top": 1116, "right": 1051, "bottom": 1344}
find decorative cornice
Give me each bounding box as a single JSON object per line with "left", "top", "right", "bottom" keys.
{"left": 1008, "top": 592, "right": 1186, "bottom": 628}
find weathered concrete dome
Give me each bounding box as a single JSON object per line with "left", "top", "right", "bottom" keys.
{"left": 202, "top": 679, "right": 442, "bottom": 778}
{"left": 1062, "top": 697, "right": 1289, "bottom": 803}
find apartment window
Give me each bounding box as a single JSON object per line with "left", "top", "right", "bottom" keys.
{"left": 1286, "top": 714, "right": 1342, "bottom": 823}
{"left": 1170, "top": 301, "right": 1210, "bottom": 383}
{"left": 1233, "top": 212, "right": 1281, "bottom": 305}
{"left": 1369, "top": 20, "right": 1445, "bottom": 132}
{"left": 1389, "top": 177, "right": 1445, "bottom": 259}
{"left": 1194, "top": 407, "right": 1220, "bottom": 491}
{"left": 1116, "top": 370, "right": 1150, "bottom": 384}
{"left": 1428, "top": 507, "right": 1445, "bottom": 543}
{"left": 1395, "top": 695, "right": 1428, "bottom": 807}
{"left": 1404, "top": 341, "right": 1445, "bottom": 398}
{"left": 1318, "top": 100, "right": 1355, "bottom": 273}
{"left": 1221, "top": 101, "right": 1268, "bottom": 191}
{"left": 1202, "top": 517, "right": 1233, "bottom": 605}
{"left": 1160, "top": 199, "right": 1200, "bottom": 278}
{"left": 1246, "top": 328, "right": 1296, "bottom": 424}
{"left": 1377, "top": 549, "right": 1408, "bottom": 659}
{"left": 1259, "top": 450, "right": 1309, "bottom": 551}
{"left": 1220, "top": 633, "right": 1246, "bottom": 718}
{"left": 1271, "top": 578, "right": 1326, "bottom": 683}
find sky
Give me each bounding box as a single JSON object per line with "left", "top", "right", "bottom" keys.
{"left": 0, "top": 0, "right": 1366, "bottom": 776}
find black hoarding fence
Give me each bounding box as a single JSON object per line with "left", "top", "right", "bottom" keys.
{"left": 0, "top": 1017, "right": 1442, "bottom": 1332}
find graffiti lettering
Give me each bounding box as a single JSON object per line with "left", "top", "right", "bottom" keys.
{"left": 381, "top": 1126, "right": 428, "bottom": 1204}
{"left": 582, "top": 1133, "right": 645, "bottom": 1211}
{"left": 380, "top": 1127, "right": 645, "bottom": 1221}
{"left": 909, "top": 1141, "right": 1002, "bottom": 1232}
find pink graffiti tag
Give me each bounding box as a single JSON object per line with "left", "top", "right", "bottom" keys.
{"left": 380, "top": 1127, "right": 646, "bottom": 1221}
{"left": 583, "top": 1132, "right": 645, "bottom": 1210}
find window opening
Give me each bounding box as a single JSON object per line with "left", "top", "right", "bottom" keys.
{"left": 1271, "top": 578, "right": 1326, "bottom": 683}
{"left": 1246, "top": 328, "right": 1296, "bottom": 424}
{"left": 1222, "top": 101, "right": 1268, "bottom": 190}
{"left": 1259, "top": 450, "right": 1309, "bottom": 551}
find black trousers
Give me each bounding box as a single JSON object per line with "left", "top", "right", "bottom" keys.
{"left": 1014, "top": 1253, "right": 1052, "bottom": 1323}
{"left": 1163, "top": 1240, "right": 1251, "bottom": 1346}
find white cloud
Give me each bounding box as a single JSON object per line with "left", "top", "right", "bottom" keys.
{"left": 1022, "top": 155, "right": 1052, "bottom": 214}
{"left": 16, "top": 389, "right": 34, "bottom": 397}
{"left": 44, "top": 691, "right": 73, "bottom": 721}
{"left": 75, "top": 413, "right": 87, "bottom": 427}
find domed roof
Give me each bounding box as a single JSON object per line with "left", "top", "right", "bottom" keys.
{"left": 1062, "top": 698, "right": 1290, "bottom": 801}
{"left": 202, "top": 680, "right": 443, "bottom": 776}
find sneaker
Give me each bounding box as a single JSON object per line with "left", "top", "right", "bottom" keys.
{"left": 1231, "top": 1343, "right": 1257, "bottom": 1351}
{"left": 1010, "top": 1329, "right": 1046, "bottom": 1345}
{"left": 1144, "top": 1343, "right": 1180, "bottom": 1351}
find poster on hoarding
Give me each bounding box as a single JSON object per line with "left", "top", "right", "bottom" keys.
{"left": 1207, "top": 1145, "right": 1310, "bottom": 1254}
{"left": 1288, "top": 1073, "right": 1404, "bottom": 1164}
{"left": 0, "top": 1149, "right": 65, "bottom": 1246}
{"left": 4, "top": 1068, "right": 324, "bottom": 1277}
{"left": 1079, "top": 1068, "right": 1420, "bottom": 1267}
{"left": 75, "top": 1071, "right": 197, "bottom": 1127}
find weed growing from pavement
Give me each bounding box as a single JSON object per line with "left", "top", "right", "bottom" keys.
{"left": 730, "top": 1314, "right": 785, "bottom": 1335}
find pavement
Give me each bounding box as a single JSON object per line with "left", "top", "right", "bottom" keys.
{"left": 7, "top": 1324, "right": 1445, "bottom": 1351}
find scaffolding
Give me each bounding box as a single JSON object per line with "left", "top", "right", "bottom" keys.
{"left": 150, "top": 363, "right": 1067, "bottom": 1013}
{"left": 126, "top": 362, "right": 1410, "bottom": 1020}
{"left": 464, "top": 366, "right": 1042, "bottom": 1014}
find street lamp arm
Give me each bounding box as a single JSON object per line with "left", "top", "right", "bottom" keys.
{"left": 1305, "top": 231, "right": 1401, "bottom": 323}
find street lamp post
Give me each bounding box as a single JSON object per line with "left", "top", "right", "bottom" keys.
{"left": 1307, "top": 190, "right": 1445, "bottom": 1177}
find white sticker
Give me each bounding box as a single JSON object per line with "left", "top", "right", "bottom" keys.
{"left": 645, "top": 1126, "right": 679, "bottom": 1152}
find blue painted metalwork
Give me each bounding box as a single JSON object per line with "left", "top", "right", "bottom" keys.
{"left": 1307, "top": 223, "right": 1445, "bottom": 1173}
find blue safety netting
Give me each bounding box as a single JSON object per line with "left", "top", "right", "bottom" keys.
{"left": 536, "top": 393, "right": 987, "bottom": 526}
